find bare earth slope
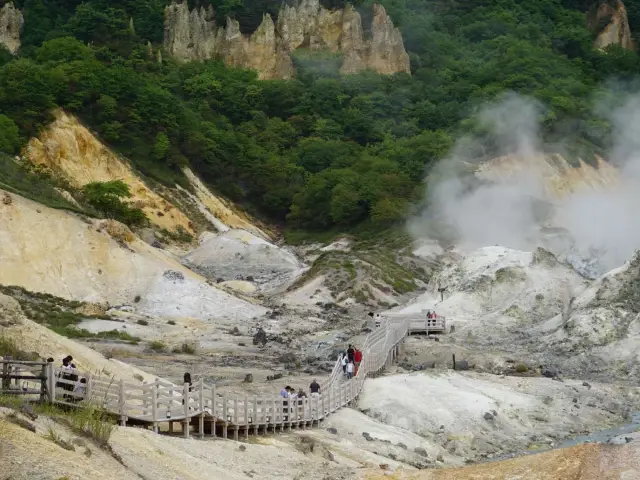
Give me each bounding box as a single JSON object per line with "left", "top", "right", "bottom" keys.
{"left": 362, "top": 442, "right": 640, "bottom": 479}
{"left": 0, "top": 189, "right": 266, "bottom": 322}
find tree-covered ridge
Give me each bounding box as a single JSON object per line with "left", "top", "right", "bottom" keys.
{"left": 0, "top": 0, "right": 639, "bottom": 232}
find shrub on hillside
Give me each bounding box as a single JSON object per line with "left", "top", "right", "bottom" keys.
{"left": 149, "top": 340, "right": 166, "bottom": 352}
{"left": 82, "top": 181, "right": 147, "bottom": 227}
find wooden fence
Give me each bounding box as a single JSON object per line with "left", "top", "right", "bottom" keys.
{"left": 383, "top": 311, "right": 447, "bottom": 334}
{"left": 1, "top": 315, "right": 411, "bottom": 439}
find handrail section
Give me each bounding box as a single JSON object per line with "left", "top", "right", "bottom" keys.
{"left": 1, "top": 316, "right": 410, "bottom": 438}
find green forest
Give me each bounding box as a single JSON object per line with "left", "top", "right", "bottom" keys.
{"left": 1, "top": 0, "right": 639, "bottom": 233}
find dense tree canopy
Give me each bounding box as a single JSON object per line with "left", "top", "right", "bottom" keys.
{"left": 1, "top": 0, "right": 639, "bottom": 232}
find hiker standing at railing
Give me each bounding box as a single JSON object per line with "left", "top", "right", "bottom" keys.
{"left": 309, "top": 379, "right": 320, "bottom": 397}
{"left": 59, "top": 356, "right": 75, "bottom": 400}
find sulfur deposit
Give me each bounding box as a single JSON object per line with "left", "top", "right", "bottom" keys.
{"left": 25, "top": 109, "right": 194, "bottom": 234}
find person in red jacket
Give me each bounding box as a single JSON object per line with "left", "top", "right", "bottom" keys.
{"left": 354, "top": 348, "right": 363, "bottom": 376}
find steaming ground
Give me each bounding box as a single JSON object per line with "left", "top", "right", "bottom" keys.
{"left": 409, "top": 93, "right": 640, "bottom": 278}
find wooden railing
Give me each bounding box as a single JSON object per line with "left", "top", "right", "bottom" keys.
{"left": 1, "top": 315, "right": 410, "bottom": 439}
{"left": 383, "top": 311, "right": 447, "bottom": 333}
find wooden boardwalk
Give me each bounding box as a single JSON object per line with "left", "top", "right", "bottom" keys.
{"left": 1, "top": 314, "right": 435, "bottom": 439}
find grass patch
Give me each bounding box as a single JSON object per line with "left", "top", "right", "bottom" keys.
{"left": 65, "top": 406, "right": 115, "bottom": 448}
{"left": 283, "top": 227, "right": 343, "bottom": 246}
{"left": 515, "top": 363, "right": 529, "bottom": 373}
{"left": 2, "top": 397, "right": 114, "bottom": 448}
{"left": 288, "top": 239, "right": 429, "bottom": 306}
{"left": 171, "top": 343, "right": 195, "bottom": 354}
{"left": 0, "top": 394, "right": 26, "bottom": 410}
{"left": 167, "top": 320, "right": 176, "bottom": 325}
{"left": 0, "top": 154, "right": 84, "bottom": 212}
{"left": 136, "top": 319, "right": 149, "bottom": 326}
{"left": 157, "top": 226, "right": 193, "bottom": 244}
{"left": 149, "top": 341, "right": 166, "bottom": 352}
{"left": 51, "top": 326, "right": 140, "bottom": 343}
{"left": 44, "top": 425, "right": 75, "bottom": 451}
{"left": 0, "top": 335, "right": 39, "bottom": 360}
{"left": 0, "top": 285, "right": 138, "bottom": 342}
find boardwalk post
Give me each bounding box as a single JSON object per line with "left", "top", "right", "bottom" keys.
{"left": 211, "top": 385, "right": 217, "bottom": 437}
{"left": 198, "top": 378, "right": 205, "bottom": 437}
{"left": 244, "top": 395, "right": 249, "bottom": 440}
{"left": 168, "top": 383, "right": 174, "bottom": 416}
{"left": 222, "top": 393, "right": 228, "bottom": 439}
{"left": 280, "top": 397, "right": 285, "bottom": 432}
{"left": 46, "top": 362, "right": 55, "bottom": 402}
{"left": 142, "top": 382, "right": 150, "bottom": 416}
{"left": 253, "top": 396, "right": 258, "bottom": 435}
{"left": 151, "top": 383, "right": 158, "bottom": 433}
{"left": 1, "top": 361, "right": 8, "bottom": 391}
{"left": 271, "top": 397, "right": 276, "bottom": 434}
{"left": 39, "top": 362, "right": 47, "bottom": 402}
{"left": 233, "top": 395, "right": 239, "bottom": 440}
{"left": 183, "top": 382, "right": 190, "bottom": 439}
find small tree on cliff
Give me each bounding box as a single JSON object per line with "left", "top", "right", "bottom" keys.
{"left": 83, "top": 180, "right": 147, "bottom": 227}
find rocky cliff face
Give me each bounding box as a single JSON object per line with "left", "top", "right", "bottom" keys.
{"left": 0, "top": 2, "right": 23, "bottom": 54}
{"left": 164, "top": 0, "right": 410, "bottom": 79}
{"left": 475, "top": 154, "right": 619, "bottom": 199}
{"left": 589, "top": 0, "right": 635, "bottom": 50}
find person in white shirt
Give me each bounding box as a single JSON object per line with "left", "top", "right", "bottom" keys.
{"left": 346, "top": 361, "right": 354, "bottom": 379}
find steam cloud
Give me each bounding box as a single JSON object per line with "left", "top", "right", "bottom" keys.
{"left": 409, "top": 92, "right": 640, "bottom": 277}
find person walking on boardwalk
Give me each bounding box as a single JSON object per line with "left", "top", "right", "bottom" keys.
{"left": 341, "top": 353, "right": 348, "bottom": 376}
{"left": 346, "top": 361, "right": 354, "bottom": 379}
{"left": 310, "top": 379, "right": 320, "bottom": 397}
{"left": 347, "top": 344, "right": 355, "bottom": 363}
{"left": 281, "top": 385, "right": 291, "bottom": 410}
{"left": 354, "top": 348, "right": 362, "bottom": 376}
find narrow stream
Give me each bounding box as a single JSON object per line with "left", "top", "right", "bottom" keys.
{"left": 484, "top": 412, "right": 640, "bottom": 464}
{"left": 557, "top": 411, "right": 640, "bottom": 448}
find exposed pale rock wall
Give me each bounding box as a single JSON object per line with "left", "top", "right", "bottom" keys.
{"left": 25, "top": 109, "right": 196, "bottom": 234}
{"left": 589, "top": 0, "right": 635, "bottom": 50}
{"left": 164, "top": 0, "right": 410, "bottom": 79}
{"left": 0, "top": 2, "right": 23, "bottom": 54}
{"left": 0, "top": 188, "right": 266, "bottom": 321}
{"left": 474, "top": 154, "right": 619, "bottom": 199}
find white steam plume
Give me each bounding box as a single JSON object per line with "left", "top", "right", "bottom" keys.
{"left": 409, "top": 92, "right": 640, "bottom": 276}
